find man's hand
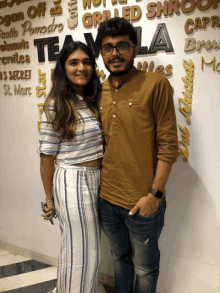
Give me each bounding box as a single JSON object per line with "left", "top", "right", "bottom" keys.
{"left": 129, "top": 193, "right": 160, "bottom": 217}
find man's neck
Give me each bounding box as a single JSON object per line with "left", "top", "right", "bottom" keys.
{"left": 111, "top": 75, "right": 123, "bottom": 89}
{"left": 110, "top": 67, "right": 135, "bottom": 89}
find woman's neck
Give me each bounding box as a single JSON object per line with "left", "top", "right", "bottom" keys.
{"left": 70, "top": 83, "right": 84, "bottom": 97}
{"left": 75, "top": 88, "right": 84, "bottom": 97}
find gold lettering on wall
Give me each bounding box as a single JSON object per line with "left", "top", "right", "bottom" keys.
{"left": 3, "top": 84, "right": 31, "bottom": 96}
{"left": 82, "top": 5, "right": 141, "bottom": 27}
{"left": 67, "top": 0, "right": 78, "bottom": 29}
{"left": 27, "top": 2, "right": 46, "bottom": 19}
{"left": 178, "top": 125, "right": 189, "bottom": 162}
{"left": 9, "top": 70, "right": 31, "bottom": 80}
{"left": 0, "top": 0, "right": 31, "bottom": 9}
{"left": 185, "top": 15, "right": 220, "bottom": 34}
{"left": 137, "top": 61, "right": 173, "bottom": 76}
{"left": 146, "top": 0, "right": 219, "bottom": 19}
{"left": 0, "top": 28, "right": 18, "bottom": 39}
{"left": 36, "top": 70, "right": 46, "bottom": 97}
{"left": 14, "top": 84, "right": 32, "bottom": 95}
{"left": 83, "top": 0, "right": 127, "bottom": 8}
{"left": 83, "top": 0, "right": 104, "bottom": 9}
{"left": 50, "top": 0, "right": 62, "bottom": 15}
{"left": 0, "top": 40, "right": 29, "bottom": 52}
{"left": 0, "top": 12, "right": 24, "bottom": 27}
{"left": 0, "top": 70, "right": 32, "bottom": 81}
{"left": 37, "top": 103, "right": 44, "bottom": 131}
{"left": 112, "top": 0, "right": 127, "bottom": 4}
{"left": 178, "top": 59, "right": 194, "bottom": 162}
{"left": 184, "top": 38, "right": 220, "bottom": 52}
{"left": 0, "top": 53, "right": 30, "bottom": 65}
{"left": 201, "top": 56, "right": 220, "bottom": 72}
{"left": 21, "top": 18, "right": 64, "bottom": 36}
{"left": 0, "top": 71, "right": 7, "bottom": 80}
{"left": 3, "top": 84, "right": 12, "bottom": 96}
{"left": 96, "top": 69, "right": 106, "bottom": 79}
{"left": 178, "top": 60, "right": 194, "bottom": 122}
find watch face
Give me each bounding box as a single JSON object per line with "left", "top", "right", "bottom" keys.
{"left": 150, "top": 189, "right": 163, "bottom": 199}
{"left": 150, "top": 189, "right": 163, "bottom": 198}
{"left": 155, "top": 190, "right": 163, "bottom": 199}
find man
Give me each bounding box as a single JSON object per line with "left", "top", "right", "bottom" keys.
{"left": 97, "top": 17, "right": 178, "bottom": 293}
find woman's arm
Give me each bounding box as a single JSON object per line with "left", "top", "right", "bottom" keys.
{"left": 40, "top": 153, "right": 56, "bottom": 220}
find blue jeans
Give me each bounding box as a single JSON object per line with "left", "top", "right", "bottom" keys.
{"left": 99, "top": 198, "right": 166, "bottom": 293}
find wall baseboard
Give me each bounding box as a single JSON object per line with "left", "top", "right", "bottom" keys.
{"left": 0, "top": 240, "right": 114, "bottom": 287}
{"left": 0, "top": 240, "right": 58, "bottom": 266}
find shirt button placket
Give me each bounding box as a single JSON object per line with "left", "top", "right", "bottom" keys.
{"left": 112, "top": 89, "right": 118, "bottom": 134}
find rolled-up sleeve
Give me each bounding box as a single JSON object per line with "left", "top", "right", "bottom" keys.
{"left": 153, "top": 76, "right": 178, "bottom": 164}
{"left": 37, "top": 105, "right": 60, "bottom": 156}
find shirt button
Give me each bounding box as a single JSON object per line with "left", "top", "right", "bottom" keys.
{"left": 113, "top": 114, "right": 116, "bottom": 118}
{"left": 115, "top": 89, "right": 118, "bottom": 92}
{"left": 113, "top": 101, "right": 116, "bottom": 105}
{"left": 100, "top": 107, "right": 103, "bottom": 110}
{"left": 129, "top": 102, "right": 132, "bottom": 106}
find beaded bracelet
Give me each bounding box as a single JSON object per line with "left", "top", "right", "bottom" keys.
{"left": 46, "top": 197, "right": 54, "bottom": 204}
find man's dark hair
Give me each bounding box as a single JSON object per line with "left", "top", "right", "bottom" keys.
{"left": 97, "top": 17, "right": 137, "bottom": 47}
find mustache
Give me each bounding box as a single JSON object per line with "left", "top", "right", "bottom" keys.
{"left": 109, "top": 57, "right": 125, "bottom": 63}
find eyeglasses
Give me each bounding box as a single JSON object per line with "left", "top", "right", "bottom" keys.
{"left": 101, "top": 42, "right": 136, "bottom": 56}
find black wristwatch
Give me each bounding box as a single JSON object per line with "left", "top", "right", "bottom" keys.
{"left": 150, "top": 189, "right": 163, "bottom": 199}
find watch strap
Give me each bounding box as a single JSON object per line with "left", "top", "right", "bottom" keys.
{"left": 150, "top": 189, "right": 163, "bottom": 199}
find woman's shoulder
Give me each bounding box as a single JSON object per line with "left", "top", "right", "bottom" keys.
{"left": 44, "top": 99, "right": 55, "bottom": 111}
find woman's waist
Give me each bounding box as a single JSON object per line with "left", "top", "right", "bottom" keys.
{"left": 72, "top": 157, "right": 102, "bottom": 167}
{"left": 55, "top": 157, "right": 102, "bottom": 170}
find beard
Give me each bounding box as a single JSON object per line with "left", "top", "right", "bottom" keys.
{"left": 104, "top": 56, "right": 134, "bottom": 77}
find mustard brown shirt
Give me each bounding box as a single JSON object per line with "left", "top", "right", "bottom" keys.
{"left": 99, "top": 67, "right": 178, "bottom": 210}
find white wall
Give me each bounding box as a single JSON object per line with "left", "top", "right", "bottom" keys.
{"left": 0, "top": 1, "right": 220, "bottom": 292}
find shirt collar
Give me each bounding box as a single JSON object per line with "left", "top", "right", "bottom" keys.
{"left": 108, "top": 66, "right": 138, "bottom": 90}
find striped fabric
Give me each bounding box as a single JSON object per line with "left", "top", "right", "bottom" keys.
{"left": 53, "top": 165, "right": 101, "bottom": 293}
{"left": 37, "top": 96, "right": 103, "bottom": 165}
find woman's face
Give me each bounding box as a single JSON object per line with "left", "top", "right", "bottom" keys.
{"left": 65, "top": 49, "right": 93, "bottom": 93}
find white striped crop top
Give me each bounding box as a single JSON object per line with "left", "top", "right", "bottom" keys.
{"left": 37, "top": 96, "right": 104, "bottom": 165}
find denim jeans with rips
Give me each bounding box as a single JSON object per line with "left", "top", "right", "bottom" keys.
{"left": 99, "top": 197, "right": 166, "bottom": 293}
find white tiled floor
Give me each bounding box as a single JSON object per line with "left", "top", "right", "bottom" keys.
{"left": 0, "top": 267, "right": 57, "bottom": 292}
{"left": 0, "top": 253, "right": 31, "bottom": 267}
{"left": 0, "top": 250, "right": 10, "bottom": 256}
{"left": 0, "top": 249, "right": 108, "bottom": 293}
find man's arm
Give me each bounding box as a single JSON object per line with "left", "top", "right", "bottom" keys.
{"left": 129, "top": 160, "right": 173, "bottom": 216}
{"left": 151, "top": 160, "right": 173, "bottom": 194}
{"left": 130, "top": 76, "right": 178, "bottom": 217}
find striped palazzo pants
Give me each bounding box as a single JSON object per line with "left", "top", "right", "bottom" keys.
{"left": 53, "top": 165, "right": 101, "bottom": 293}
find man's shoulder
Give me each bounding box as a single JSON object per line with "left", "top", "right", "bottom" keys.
{"left": 135, "top": 69, "right": 167, "bottom": 85}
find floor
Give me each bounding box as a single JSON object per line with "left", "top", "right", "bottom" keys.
{"left": 0, "top": 249, "right": 113, "bottom": 293}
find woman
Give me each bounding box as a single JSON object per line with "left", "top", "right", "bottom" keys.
{"left": 38, "top": 41, "right": 103, "bottom": 293}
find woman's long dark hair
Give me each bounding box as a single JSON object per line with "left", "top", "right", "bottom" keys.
{"left": 44, "top": 41, "right": 101, "bottom": 141}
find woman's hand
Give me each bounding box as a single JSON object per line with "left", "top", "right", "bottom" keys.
{"left": 41, "top": 200, "right": 56, "bottom": 221}
{"left": 40, "top": 154, "right": 56, "bottom": 221}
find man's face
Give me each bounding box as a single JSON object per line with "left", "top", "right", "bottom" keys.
{"left": 101, "top": 35, "right": 139, "bottom": 76}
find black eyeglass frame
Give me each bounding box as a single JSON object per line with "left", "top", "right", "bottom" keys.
{"left": 101, "top": 42, "right": 136, "bottom": 56}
